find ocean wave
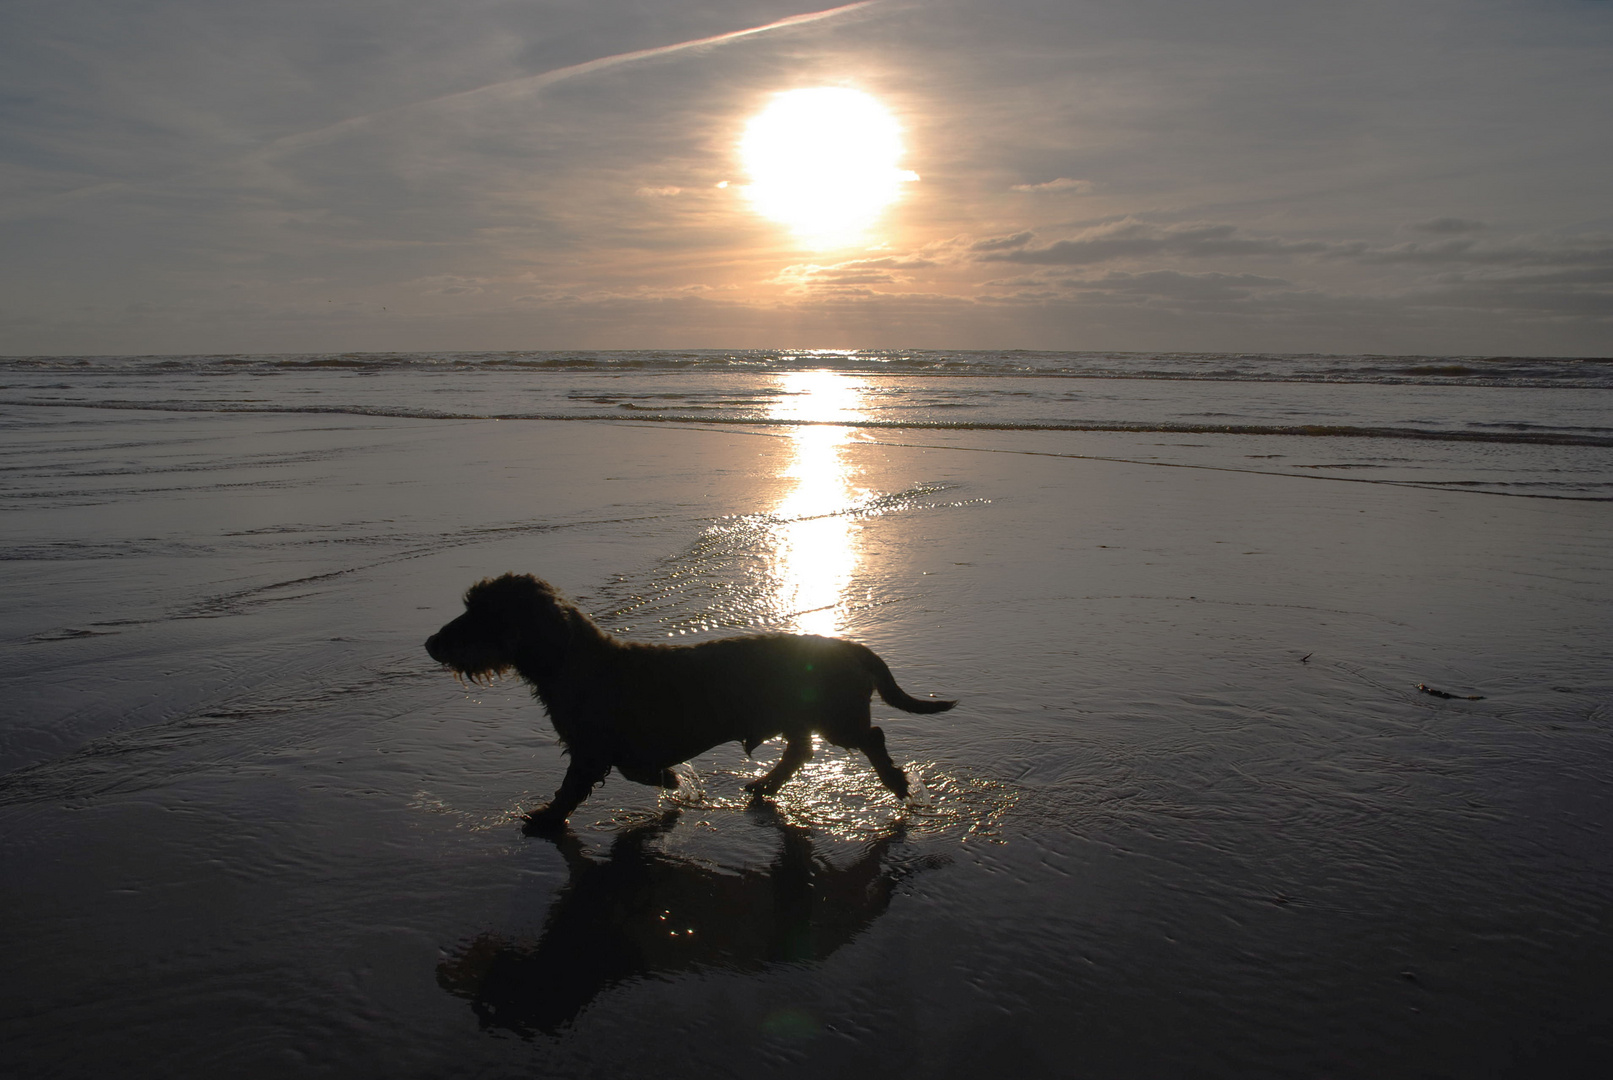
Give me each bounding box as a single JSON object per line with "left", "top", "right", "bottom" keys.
{"left": 5, "top": 397, "right": 1610, "bottom": 448}
{"left": 4, "top": 349, "right": 1611, "bottom": 388}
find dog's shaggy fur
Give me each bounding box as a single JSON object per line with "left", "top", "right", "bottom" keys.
{"left": 425, "top": 574, "right": 956, "bottom": 832}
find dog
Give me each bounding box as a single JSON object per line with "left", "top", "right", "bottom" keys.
{"left": 424, "top": 574, "right": 956, "bottom": 833}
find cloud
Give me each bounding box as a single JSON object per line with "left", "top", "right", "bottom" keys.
{"left": 847, "top": 255, "right": 940, "bottom": 270}
{"left": 1345, "top": 237, "right": 1613, "bottom": 267}
{"left": 413, "top": 275, "right": 486, "bottom": 296}
{"left": 773, "top": 254, "right": 938, "bottom": 289}
{"left": 972, "top": 219, "right": 1613, "bottom": 284}
{"left": 978, "top": 274, "right": 1052, "bottom": 288}
{"left": 1010, "top": 177, "right": 1093, "bottom": 194}
{"left": 1407, "top": 217, "right": 1486, "bottom": 234}
{"left": 969, "top": 231, "right": 1034, "bottom": 252}
{"left": 978, "top": 270, "right": 1295, "bottom": 309}
{"left": 976, "top": 220, "right": 1332, "bottom": 265}
{"left": 251, "top": 2, "right": 886, "bottom": 162}
{"left": 1072, "top": 270, "right": 1293, "bottom": 297}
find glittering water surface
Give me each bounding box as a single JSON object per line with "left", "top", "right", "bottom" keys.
{"left": 2, "top": 361, "right": 1612, "bottom": 1077}
{"left": 4, "top": 349, "right": 1613, "bottom": 499}
{"left": 765, "top": 371, "right": 868, "bottom": 637}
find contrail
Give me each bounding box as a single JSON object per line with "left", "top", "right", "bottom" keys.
{"left": 3, "top": 1, "right": 886, "bottom": 217}
{"left": 262, "top": 1, "right": 882, "bottom": 156}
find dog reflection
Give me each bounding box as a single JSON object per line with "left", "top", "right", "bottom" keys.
{"left": 437, "top": 810, "right": 940, "bottom": 1036}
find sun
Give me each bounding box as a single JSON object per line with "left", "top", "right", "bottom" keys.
{"left": 739, "top": 88, "right": 918, "bottom": 249}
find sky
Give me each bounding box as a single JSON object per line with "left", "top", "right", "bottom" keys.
{"left": 2, "top": 0, "right": 1611, "bottom": 356}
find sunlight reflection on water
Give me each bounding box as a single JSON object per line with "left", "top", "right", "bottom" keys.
{"left": 639, "top": 752, "right": 1018, "bottom": 843}
{"left": 768, "top": 370, "right": 869, "bottom": 636}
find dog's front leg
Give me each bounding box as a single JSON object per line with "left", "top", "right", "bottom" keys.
{"left": 744, "top": 733, "right": 813, "bottom": 796}
{"left": 523, "top": 756, "right": 610, "bottom": 835}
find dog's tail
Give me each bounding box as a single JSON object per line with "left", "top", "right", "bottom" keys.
{"left": 856, "top": 644, "right": 958, "bottom": 714}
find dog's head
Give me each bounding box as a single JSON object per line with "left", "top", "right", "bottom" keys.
{"left": 425, "top": 574, "right": 578, "bottom": 682}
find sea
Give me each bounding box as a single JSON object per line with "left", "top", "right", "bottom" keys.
{"left": 4, "top": 348, "right": 1611, "bottom": 500}
{"left": 3, "top": 349, "right": 1612, "bottom": 1077}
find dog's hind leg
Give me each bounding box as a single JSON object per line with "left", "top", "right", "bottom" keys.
{"left": 744, "top": 733, "right": 813, "bottom": 796}
{"left": 523, "top": 755, "right": 610, "bottom": 835}
{"left": 853, "top": 725, "right": 910, "bottom": 801}
{"left": 617, "top": 763, "right": 681, "bottom": 789}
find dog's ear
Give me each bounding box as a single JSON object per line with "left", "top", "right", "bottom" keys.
{"left": 491, "top": 575, "right": 575, "bottom": 659}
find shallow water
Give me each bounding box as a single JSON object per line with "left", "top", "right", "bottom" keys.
{"left": 3, "top": 362, "right": 1613, "bottom": 1077}
{"left": 5, "top": 350, "right": 1612, "bottom": 499}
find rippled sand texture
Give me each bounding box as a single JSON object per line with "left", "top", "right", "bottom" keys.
{"left": 3, "top": 401, "right": 1611, "bottom": 1077}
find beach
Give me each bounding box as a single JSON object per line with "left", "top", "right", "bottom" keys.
{"left": 3, "top": 357, "right": 1612, "bottom": 1077}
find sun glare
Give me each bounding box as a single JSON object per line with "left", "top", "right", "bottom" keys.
{"left": 740, "top": 88, "right": 917, "bottom": 248}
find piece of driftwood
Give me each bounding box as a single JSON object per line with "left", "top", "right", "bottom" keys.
{"left": 1416, "top": 683, "right": 1485, "bottom": 701}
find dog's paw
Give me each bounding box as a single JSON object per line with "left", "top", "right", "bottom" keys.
{"left": 521, "top": 808, "right": 569, "bottom": 836}
{"left": 901, "top": 771, "right": 933, "bottom": 808}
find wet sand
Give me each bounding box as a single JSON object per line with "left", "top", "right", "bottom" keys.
{"left": 3, "top": 407, "right": 1612, "bottom": 1077}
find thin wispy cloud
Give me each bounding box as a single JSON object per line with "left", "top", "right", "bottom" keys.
{"left": 1010, "top": 178, "right": 1092, "bottom": 194}
{"left": 256, "top": 2, "right": 884, "bottom": 159}
{"left": 975, "top": 222, "right": 1332, "bottom": 265}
